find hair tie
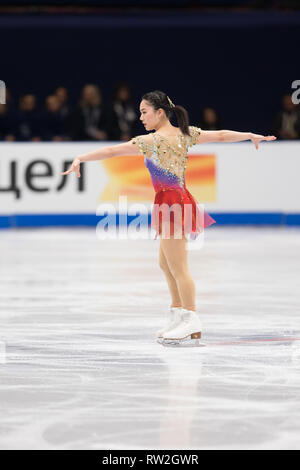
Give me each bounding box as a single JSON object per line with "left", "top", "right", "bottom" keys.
{"left": 167, "top": 96, "right": 175, "bottom": 108}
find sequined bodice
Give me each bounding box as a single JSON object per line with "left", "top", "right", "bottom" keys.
{"left": 131, "top": 125, "right": 201, "bottom": 192}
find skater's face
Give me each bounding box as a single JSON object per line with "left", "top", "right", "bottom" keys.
{"left": 139, "top": 100, "right": 164, "bottom": 131}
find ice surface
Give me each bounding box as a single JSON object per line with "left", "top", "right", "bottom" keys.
{"left": 0, "top": 226, "right": 299, "bottom": 450}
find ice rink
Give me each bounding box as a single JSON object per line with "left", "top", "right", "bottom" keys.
{"left": 0, "top": 226, "right": 299, "bottom": 450}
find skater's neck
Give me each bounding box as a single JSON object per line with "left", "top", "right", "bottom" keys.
{"left": 155, "top": 123, "right": 179, "bottom": 136}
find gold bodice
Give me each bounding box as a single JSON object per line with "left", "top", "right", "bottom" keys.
{"left": 131, "top": 126, "right": 201, "bottom": 188}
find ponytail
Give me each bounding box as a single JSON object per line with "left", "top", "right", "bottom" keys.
{"left": 173, "top": 105, "right": 190, "bottom": 136}
{"left": 141, "top": 90, "right": 191, "bottom": 136}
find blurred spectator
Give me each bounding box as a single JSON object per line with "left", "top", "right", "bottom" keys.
{"left": 0, "top": 104, "right": 16, "bottom": 141}
{"left": 54, "top": 86, "right": 71, "bottom": 120}
{"left": 272, "top": 94, "right": 300, "bottom": 139}
{"left": 68, "top": 84, "right": 108, "bottom": 141}
{"left": 198, "top": 107, "right": 222, "bottom": 130}
{"left": 3, "top": 87, "right": 15, "bottom": 109}
{"left": 106, "top": 82, "right": 138, "bottom": 141}
{"left": 15, "top": 94, "right": 41, "bottom": 141}
{"left": 40, "top": 95, "right": 66, "bottom": 141}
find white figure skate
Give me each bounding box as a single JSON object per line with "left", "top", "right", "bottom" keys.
{"left": 161, "top": 308, "right": 203, "bottom": 347}
{"left": 156, "top": 307, "right": 183, "bottom": 344}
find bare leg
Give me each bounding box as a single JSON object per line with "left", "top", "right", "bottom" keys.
{"left": 159, "top": 240, "right": 182, "bottom": 308}
{"left": 160, "top": 232, "right": 196, "bottom": 312}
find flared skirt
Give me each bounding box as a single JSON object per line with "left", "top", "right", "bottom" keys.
{"left": 151, "top": 187, "right": 216, "bottom": 240}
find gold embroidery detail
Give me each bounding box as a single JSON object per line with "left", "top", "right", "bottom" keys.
{"left": 131, "top": 136, "right": 154, "bottom": 159}
{"left": 152, "top": 132, "right": 189, "bottom": 187}
{"left": 131, "top": 126, "right": 201, "bottom": 187}
{"left": 188, "top": 126, "right": 201, "bottom": 146}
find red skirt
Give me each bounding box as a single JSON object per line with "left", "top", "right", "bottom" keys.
{"left": 151, "top": 187, "right": 216, "bottom": 240}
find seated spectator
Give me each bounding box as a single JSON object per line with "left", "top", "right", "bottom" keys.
{"left": 54, "top": 86, "right": 71, "bottom": 121}
{"left": 14, "top": 94, "right": 41, "bottom": 141}
{"left": 272, "top": 94, "right": 300, "bottom": 139}
{"left": 198, "top": 107, "right": 222, "bottom": 130}
{"left": 106, "top": 81, "right": 138, "bottom": 141}
{"left": 40, "top": 95, "right": 66, "bottom": 141}
{"left": 0, "top": 103, "right": 16, "bottom": 141}
{"left": 68, "top": 84, "right": 108, "bottom": 141}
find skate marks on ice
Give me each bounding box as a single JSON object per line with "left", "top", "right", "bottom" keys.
{"left": 1, "top": 227, "right": 300, "bottom": 449}
{"left": 156, "top": 318, "right": 300, "bottom": 348}
{"left": 1, "top": 319, "right": 300, "bottom": 449}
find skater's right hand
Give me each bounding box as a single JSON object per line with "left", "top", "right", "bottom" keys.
{"left": 61, "top": 157, "right": 81, "bottom": 178}
{"left": 250, "top": 133, "right": 277, "bottom": 150}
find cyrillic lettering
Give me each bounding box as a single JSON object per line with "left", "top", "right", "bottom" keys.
{"left": 0, "top": 161, "right": 20, "bottom": 199}
{"left": 25, "top": 159, "right": 52, "bottom": 192}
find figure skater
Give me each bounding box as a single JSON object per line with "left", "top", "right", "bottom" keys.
{"left": 62, "top": 90, "right": 276, "bottom": 346}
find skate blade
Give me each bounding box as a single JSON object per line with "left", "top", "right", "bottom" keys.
{"left": 157, "top": 337, "right": 164, "bottom": 344}
{"left": 161, "top": 336, "right": 205, "bottom": 348}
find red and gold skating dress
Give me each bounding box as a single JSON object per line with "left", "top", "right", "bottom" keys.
{"left": 131, "top": 126, "right": 216, "bottom": 240}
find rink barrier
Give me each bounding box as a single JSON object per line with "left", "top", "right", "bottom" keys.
{"left": 1, "top": 141, "right": 299, "bottom": 226}
{"left": 0, "top": 212, "right": 300, "bottom": 229}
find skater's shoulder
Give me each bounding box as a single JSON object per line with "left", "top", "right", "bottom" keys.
{"left": 130, "top": 133, "right": 154, "bottom": 157}
{"left": 131, "top": 133, "right": 155, "bottom": 145}
{"left": 130, "top": 133, "right": 154, "bottom": 149}
{"left": 189, "top": 125, "right": 202, "bottom": 134}
{"left": 187, "top": 126, "right": 202, "bottom": 146}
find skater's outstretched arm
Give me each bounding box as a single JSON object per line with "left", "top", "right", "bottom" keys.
{"left": 61, "top": 140, "right": 143, "bottom": 178}
{"left": 196, "top": 130, "right": 276, "bottom": 149}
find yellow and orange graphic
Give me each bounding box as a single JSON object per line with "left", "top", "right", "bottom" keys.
{"left": 100, "top": 153, "right": 216, "bottom": 202}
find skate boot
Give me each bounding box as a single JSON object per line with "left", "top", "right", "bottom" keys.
{"left": 162, "top": 308, "right": 202, "bottom": 347}
{"left": 156, "top": 307, "right": 183, "bottom": 344}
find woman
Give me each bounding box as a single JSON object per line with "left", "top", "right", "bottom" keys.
{"left": 106, "top": 81, "right": 138, "bottom": 141}
{"left": 68, "top": 84, "right": 108, "bottom": 141}
{"left": 62, "top": 90, "right": 276, "bottom": 346}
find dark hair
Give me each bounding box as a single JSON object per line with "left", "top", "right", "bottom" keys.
{"left": 141, "top": 90, "right": 191, "bottom": 136}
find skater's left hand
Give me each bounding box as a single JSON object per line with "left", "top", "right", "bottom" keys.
{"left": 250, "top": 133, "right": 277, "bottom": 150}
